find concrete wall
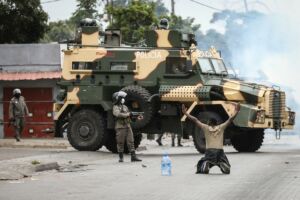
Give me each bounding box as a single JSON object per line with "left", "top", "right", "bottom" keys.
{"left": 0, "top": 80, "right": 59, "bottom": 138}
{"left": 0, "top": 44, "right": 61, "bottom": 72}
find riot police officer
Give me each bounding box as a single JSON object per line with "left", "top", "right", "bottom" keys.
{"left": 9, "top": 88, "right": 29, "bottom": 142}
{"left": 112, "top": 91, "right": 142, "bottom": 162}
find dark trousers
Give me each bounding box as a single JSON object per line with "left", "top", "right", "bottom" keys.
{"left": 115, "top": 127, "right": 134, "bottom": 153}
{"left": 13, "top": 117, "right": 25, "bottom": 138}
{"left": 196, "top": 148, "right": 231, "bottom": 174}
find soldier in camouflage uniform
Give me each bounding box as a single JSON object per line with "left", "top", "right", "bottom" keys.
{"left": 9, "top": 88, "right": 29, "bottom": 142}
{"left": 112, "top": 91, "right": 142, "bottom": 162}
{"left": 182, "top": 103, "right": 239, "bottom": 174}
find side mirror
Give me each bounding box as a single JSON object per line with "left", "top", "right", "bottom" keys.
{"left": 185, "top": 60, "right": 193, "bottom": 73}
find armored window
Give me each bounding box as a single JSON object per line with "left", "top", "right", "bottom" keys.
{"left": 110, "top": 62, "right": 136, "bottom": 71}
{"left": 166, "top": 57, "right": 187, "bottom": 74}
{"left": 198, "top": 58, "right": 214, "bottom": 73}
{"left": 72, "top": 61, "right": 100, "bottom": 70}
{"left": 211, "top": 59, "right": 227, "bottom": 74}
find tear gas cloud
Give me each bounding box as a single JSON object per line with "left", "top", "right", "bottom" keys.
{"left": 223, "top": 4, "right": 300, "bottom": 133}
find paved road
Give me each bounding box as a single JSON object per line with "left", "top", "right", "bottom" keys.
{"left": 0, "top": 134, "right": 300, "bottom": 200}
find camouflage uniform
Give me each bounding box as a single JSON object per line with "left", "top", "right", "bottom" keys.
{"left": 9, "top": 96, "right": 29, "bottom": 141}
{"left": 112, "top": 104, "right": 135, "bottom": 153}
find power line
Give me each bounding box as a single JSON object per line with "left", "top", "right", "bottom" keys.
{"left": 41, "top": 0, "right": 64, "bottom": 4}
{"left": 190, "top": 0, "right": 222, "bottom": 11}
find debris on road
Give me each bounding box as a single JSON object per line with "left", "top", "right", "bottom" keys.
{"left": 34, "top": 162, "right": 59, "bottom": 172}
{"left": 58, "top": 164, "right": 89, "bottom": 173}
{"left": 0, "top": 161, "right": 60, "bottom": 180}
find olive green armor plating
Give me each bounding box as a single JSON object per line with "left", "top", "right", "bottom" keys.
{"left": 54, "top": 21, "right": 296, "bottom": 153}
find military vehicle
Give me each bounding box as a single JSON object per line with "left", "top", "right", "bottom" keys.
{"left": 54, "top": 19, "right": 295, "bottom": 153}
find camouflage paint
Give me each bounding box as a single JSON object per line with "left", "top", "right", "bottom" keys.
{"left": 54, "top": 27, "right": 295, "bottom": 131}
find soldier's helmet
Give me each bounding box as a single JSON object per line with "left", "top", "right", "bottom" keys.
{"left": 112, "top": 91, "right": 127, "bottom": 104}
{"left": 13, "top": 88, "right": 21, "bottom": 95}
{"left": 158, "top": 18, "right": 169, "bottom": 30}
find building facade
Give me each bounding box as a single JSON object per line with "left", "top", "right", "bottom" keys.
{"left": 0, "top": 44, "right": 62, "bottom": 138}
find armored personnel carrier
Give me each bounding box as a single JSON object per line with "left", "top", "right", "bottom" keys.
{"left": 54, "top": 19, "right": 295, "bottom": 153}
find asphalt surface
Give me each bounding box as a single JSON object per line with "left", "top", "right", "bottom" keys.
{"left": 0, "top": 133, "right": 300, "bottom": 200}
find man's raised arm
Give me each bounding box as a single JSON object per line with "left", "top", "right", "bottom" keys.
{"left": 182, "top": 104, "right": 206, "bottom": 128}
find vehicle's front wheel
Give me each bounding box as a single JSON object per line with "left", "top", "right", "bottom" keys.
{"left": 231, "top": 128, "right": 265, "bottom": 152}
{"left": 67, "top": 109, "right": 106, "bottom": 151}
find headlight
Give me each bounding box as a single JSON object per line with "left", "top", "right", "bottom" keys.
{"left": 255, "top": 110, "right": 265, "bottom": 124}
{"left": 288, "top": 112, "right": 295, "bottom": 125}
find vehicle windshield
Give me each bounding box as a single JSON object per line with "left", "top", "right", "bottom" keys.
{"left": 198, "top": 58, "right": 228, "bottom": 75}
{"left": 198, "top": 58, "right": 214, "bottom": 73}
{"left": 211, "top": 59, "right": 227, "bottom": 74}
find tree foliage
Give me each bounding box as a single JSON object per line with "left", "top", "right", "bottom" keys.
{"left": 0, "top": 0, "right": 48, "bottom": 43}
{"left": 167, "top": 14, "right": 200, "bottom": 33}
{"left": 42, "top": 0, "right": 200, "bottom": 43}
{"left": 41, "top": 20, "right": 75, "bottom": 43}
{"left": 44, "top": 0, "right": 100, "bottom": 43}
{"left": 107, "top": 0, "right": 200, "bottom": 43}
{"left": 107, "top": 0, "right": 157, "bottom": 43}
{"left": 71, "top": 0, "right": 99, "bottom": 26}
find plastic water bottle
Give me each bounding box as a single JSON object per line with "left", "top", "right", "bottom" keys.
{"left": 161, "top": 152, "right": 172, "bottom": 176}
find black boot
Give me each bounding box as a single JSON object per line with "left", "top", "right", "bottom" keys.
{"left": 171, "top": 137, "right": 175, "bottom": 147}
{"left": 15, "top": 130, "right": 21, "bottom": 142}
{"left": 119, "top": 152, "right": 124, "bottom": 162}
{"left": 177, "top": 138, "right": 183, "bottom": 147}
{"left": 131, "top": 151, "right": 142, "bottom": 162}
{"left": 156, "top": 139, "right": 162, "bottom": 146}
{"left": 156, "top": 135, "right": 163, "bottom": 146}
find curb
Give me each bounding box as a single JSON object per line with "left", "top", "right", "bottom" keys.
{"left": 0, "top": 139, "right": 70, "bottom": 149}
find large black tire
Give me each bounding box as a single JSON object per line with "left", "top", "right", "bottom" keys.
{"left": 105, "top": 130, "right": 142, "bottom": 153}
{"left": 192, "top": 111, "right": 224, "bottom": 154}
{"left": 67, "top": 109, "right": 106, "bottom": 151}
{"left": 121, "top": 85, "right": 153, "bottom": 129}
{"left": 231, "top": 128, "right": 265, "bottom": 152}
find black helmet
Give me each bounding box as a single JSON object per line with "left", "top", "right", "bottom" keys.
{"left": 112, "top": 91, "right": 127, "bottom": 104}
{"left": 158, "top": 18, "right": 169, "bottom": 30}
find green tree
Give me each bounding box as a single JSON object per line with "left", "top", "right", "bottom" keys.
{"left": 41, "top": 20, "right": 75, "bottom": 43}
{"left": 109, "top": 0, "right": 168, "bottom": 16}
{"left": 168, "top": 14, "right": 200, "bottom": 33}
{"left": 107, "top": 0, "right": 200, "bottom": 43}
{"left": 107, "top": 0, "right": 157, "bottom": 43}
{"left": 71, "top": 0, "right": 100, "bottom": 25}
{"left": 0, "top": 0, "right": 48, "bottom": 43}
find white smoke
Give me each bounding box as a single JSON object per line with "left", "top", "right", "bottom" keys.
{"left": 227, "top": 7, "right": 300, "bottom": 132}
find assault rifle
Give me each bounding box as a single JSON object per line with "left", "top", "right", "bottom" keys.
{"left": 130, "top": 112, "right": 144, "bottom": 120}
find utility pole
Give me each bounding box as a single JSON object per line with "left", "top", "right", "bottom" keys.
{"left": 243, "top": 0, "right": 249, "bottom": 12}
{"left": 171, "top": 0, "right": 175, "bottom": 15}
